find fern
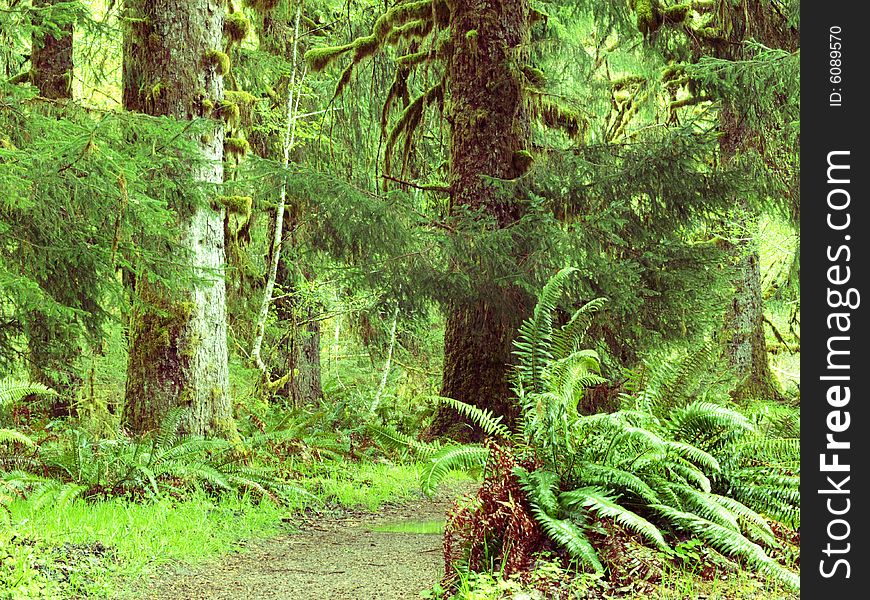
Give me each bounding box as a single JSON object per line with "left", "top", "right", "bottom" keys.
{"left": 652, "top": 504, "right": 799, "bottom": 589}
{"left": 436, "top": 397, "right": 512, "bottom": 440}
{"left": 420, "top": 445, "right": 490, "bottom": 495}
{"left": 561, "top": 486, "right": 669, "bottom": 551}
{"left": 529, "top": 504, "right": 603, "bottom": 573}
{"left": 0, "top": 378, "right": 57, "bottom": 406}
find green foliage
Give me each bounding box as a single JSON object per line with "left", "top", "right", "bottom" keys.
{"left": 398, "top": 271, "right": 797, "bottom": 589}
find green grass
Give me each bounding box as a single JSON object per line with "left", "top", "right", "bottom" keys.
{"left": 0, "top": 460, "right": 427, "bottom": 599}
{"left": 372, "top": 519, "right": 444, "bottom": 534}
{"left": 299, "top": 462, "right": 424, "bottom": 511}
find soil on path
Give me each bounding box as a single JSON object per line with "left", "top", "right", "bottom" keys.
{"left": 135, "top": 492, "right": 459, "bottom": 600}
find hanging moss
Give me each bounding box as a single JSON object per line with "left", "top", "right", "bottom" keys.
{"left": 384, "top": 80, "right": 444, "bottom": 176}
{"left": 385, "top": 19, "right": 433, "bottom": 44}
{"left": 304, "top": 43, "right": 355, "bottom": 72}
{"left": 217, "top": 195, "right": 253, "bottom": 215}
{"left": 529, "top": 6, "right": 548, "bottom": 24}
{"left": 224, "top": 12, "right": 251, "bottom": 43}
{"left": 661, "top": 3, "right": 691, "bottom": 24}
{"left": 521, "top": 65, "right": 546, "bottom": 87}
{"left": 634, "top": 0, "right": 661, "bottom": 37}
{"left": 537, "top": 98, "right": 585, "bottom": 141}
{"left": 224, "top": 90, "right": 257, "bottom": 107}
{"left": 243, "top": 0, "right": 279, "bottom": 14}
{"left": 372, "top": 0, "right": 433, "bottom": 41}
{"left": 224, "top": 137, "right": 250, "bottom": 157}
{"left": 203, "top": 50, "right": 230, "bottom": 76}
{"left": 396, "top": 49, "right": 430, "bottom": 68}
{"left": 214, "top": 100, "right": 240, "bottom": 126}
{"left": 512, "top": 150, "right": 534, "bottom": 175}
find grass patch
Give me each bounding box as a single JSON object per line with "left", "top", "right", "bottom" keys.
{"left": 372, "top": 519, "right": 444, "bottom": 534}
{"left": 0, "top": 461, "right": 429, "bottom": 598}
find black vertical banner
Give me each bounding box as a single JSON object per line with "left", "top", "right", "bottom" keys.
{"left": 803, "top": 2, "right": 869, "bottom": 596}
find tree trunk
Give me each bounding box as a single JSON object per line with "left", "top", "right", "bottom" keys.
{"left": 122, "top": 0, "right": 232, "bottom": 436}
{"left": 722, "top": 208, "right": 783, "bottom": 401}
{"left": 274, "top": 260, "right": 323, "bottom": 407}
{"left": 719, "top": 103, "right": 783, "bottom": 403}
{"left": 27, "top": 0, "right": 77, "bottom": 417}
{"left": 429, "top": 0, "right": 532, "bottom": 440}
{"left": 30, "top": 0, "right": 73, "bottom": 99}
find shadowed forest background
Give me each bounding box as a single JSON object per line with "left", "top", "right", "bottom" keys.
{"left": 1, "top": 0, "right": 799, "bottom": 598}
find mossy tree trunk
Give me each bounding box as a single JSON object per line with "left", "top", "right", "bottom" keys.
{"left": 27, "top": 0, "right": 78, "bottom": 417}
{"left": 122, "top": 0, "right": 232, "bottom": 435}
{"left": 274, "top": 259, "right": 323, "bottom": 406}
{"left": 722, "top": 205, "right": 783, "bottom": 402}
{"left": 429, "top": 0, "right": 532, "bottom": 440}
{"left": 248, "top": 3, "right": 323, "bottom": 406}
{"left": 30, "top": 0, "right": 73, "bottom": 98}
{"left": 709, "top": 3, "right": 798, "bottom": 403}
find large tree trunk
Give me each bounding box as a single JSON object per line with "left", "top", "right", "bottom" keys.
{"left": 30, "top": 0, "right": 73, "bottom": 99}
{"left": 27, "top": 0, "right": 78, "bottom": 417}
{"left": 429, "top": 0, "right": 532, "bottom": 440}
{"left": 122, "top": 0, "right": 232, "bottom": 436}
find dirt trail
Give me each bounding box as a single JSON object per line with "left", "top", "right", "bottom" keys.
{"left": 135, "top": 493, "right": 459, "bottom": 600}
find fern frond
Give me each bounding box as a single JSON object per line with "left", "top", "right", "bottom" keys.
{"left": 665, "top": 440, "right": 720, "bottom": 473}
{"left": 0, "top": 379, "right": 57, "bottom": 406}
{"left": 529, "top": 503, "right": 603, "bottom": 572}
{"left": 578, "top": 462, "right": 659, "bottom": 504}
{"left": 653, "top": 504, "right": 798, "bottom": 590}
{"left": 0, "top": 429, "right": 36, "bottom": 447}
{"left": 420, "top": 445, "right": 489, "bottom": 496}
{"left": 709, "top": 493, "right": 776, "bottom": 545}
{"left": 551, "top": 297, "right": 607, "bottom": 360}
{"left": 513, "top": 267, "right": 578, "bottom": 391}
{"left": 560, "top": 486, "right": 669, "bottom": 551}
{"left": 155, "top": 407, "right": 187, "bottom": 449}
{"left": 367, "top": 423, "right": 440, "bottom": 459}
{"left": 515, "top": 466, "right": 560, "bottom": 516}
{"left": 667, "top": 401, "right": 755, "bottom": 449}
{"left": 437, "top": 397, "right": 512, "bottom": 440}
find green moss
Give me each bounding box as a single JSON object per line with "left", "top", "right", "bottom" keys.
{"left": 466, "top": 29, "right": 478, "bottom": 40}
{"left": 203, "top": 50, "right": 230, "bottom": 76}
{"left": 243, "top": 0, "right": 279, "bottom": 14}
{"left": 385, "top": 19, "right": 432, "bottom": 44}
{"left": 512, "top": 150, "right": 534, "bottom": 175}
{"left": 537, "top": 98, "right": 584, "bottom": 141}
{"left": 214, "top": 100, "right": 240, "bottom": 126}
{"left": 224, "top": 137, "right": 250, "bottom": 156}
{"left": 217, "top": 195, "right": 253, "bottom": 215}
{"left": 150, "top": 81, "right": 164, "bottom": 99}
{"left": 396, "top": 50, "right": 430, "bottom": 68}
{"left": 371, "top": 0, "right": 433, "bottom": 41}
{"left": 224, "top": 12, "right": 251, "bottom": 43}
{"left": 304, "top": 43, "right": 355, "bottom": 72}
{"left": 661, "top": 4, "right": 691, "bottom": 24}
{"left": 224, "top": 90, "right": 257, "bottom": 107}
{"left": 634, "top": 0, "right": 660, "bottom": 37}
{"left": 521, "top": 65, "right": 546, "bottom": 87}
{"left": 201, "top": 98, "right": 214, "bottom": 112}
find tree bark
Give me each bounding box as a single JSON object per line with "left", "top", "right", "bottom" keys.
{"left": 722, "top": 207, "right": 783, "bottom": 401}
{"left": 30, "top": 0, "right": 73, "bottom": 99}
{"left": 274, "top": 260, "right": 323, "bottom": 407}
{"left": 429, "top": 0, "right": 532, "bottom": 440}
{"left": 27, "top": 0, "right": 78, "bottom": 417}
{"left": 122, "top": 0, "right": 232, "bottom": 436}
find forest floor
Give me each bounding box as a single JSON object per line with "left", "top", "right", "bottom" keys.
{"left": 131, "top": 488, "right": 461, "bottom": 600}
